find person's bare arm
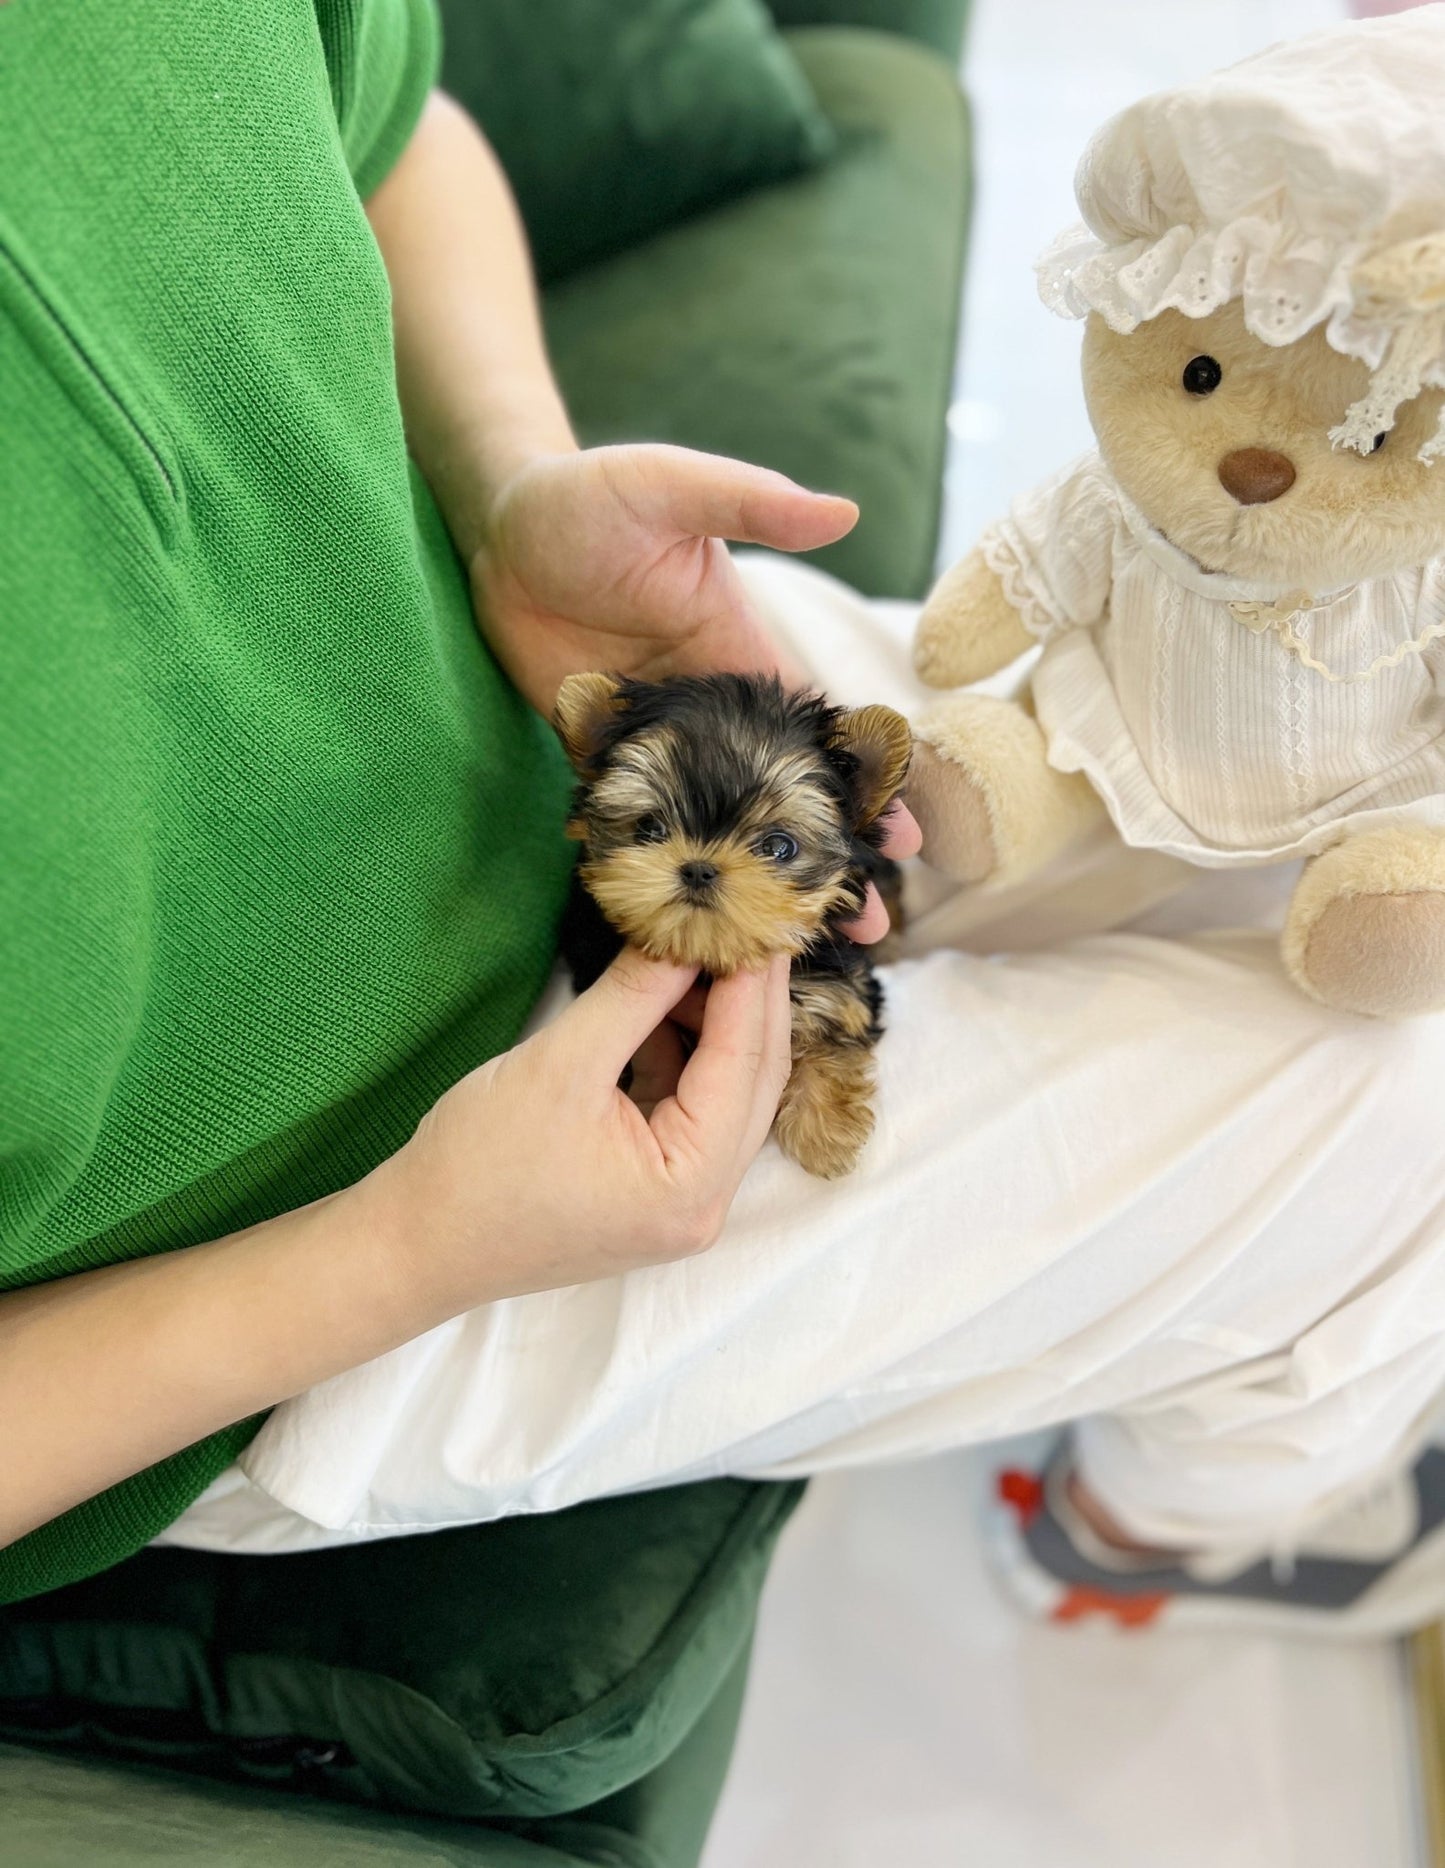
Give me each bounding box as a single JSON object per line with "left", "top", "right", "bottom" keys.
{"left": 0, "top": 1187, "right": 407, "bottom": 1545}
{"left": 364, "top": 91, "right": 576, "bottom": 552}
{"left": 365, "top": 91, "right": 861, "bottom": 707}
{"left": 0, "top": 953, "right": 791, "bottom": 1547}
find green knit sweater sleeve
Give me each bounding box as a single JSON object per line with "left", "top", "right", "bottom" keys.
{"left": 321, "top": 0, "right": 443, "bottom": 197}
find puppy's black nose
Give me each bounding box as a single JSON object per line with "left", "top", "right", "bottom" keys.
{"left": 679, "top": 860, "right": 719, "bottom": 892}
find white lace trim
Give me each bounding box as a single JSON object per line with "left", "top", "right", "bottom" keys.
{"left": 1228, "top": 595, "right": 1445, "bottom": 685}
{"left": 1331, "top": 309, "right": 1445, "bottom": 460}
{"left": 979, "top": 523, "right": 1062, "bottom": 642}
{"left": 1038, "top": 217, "right": 1361, "bottom": 349}
{"left": 1037, "top": 222, "right": 1445, "bottom": 464}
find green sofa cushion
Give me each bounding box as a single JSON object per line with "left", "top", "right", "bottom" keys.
{"left": 544, "top": 27, "right": 972, "bottom": 599}
{"left": 436, "top": 0, "right": 836, "bottom": 284}
{"left": 0, "top": 1479, "right": 803, "bottom": 1828}
{"left": 765, "top": 0, "right": 972, "bottom": 63}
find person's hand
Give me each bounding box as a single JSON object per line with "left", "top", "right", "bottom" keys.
{"left": 471, "top": 441, "right": 922, "bottom": 938}
{"left": 470, "top": 442, "right": 858, "bottom": 713}
{"left": 368, "top": 948, "right": 792, "bottom": 1312}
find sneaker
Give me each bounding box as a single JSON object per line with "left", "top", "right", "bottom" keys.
{"left": 987, "top": 1440, "right": 1445, "bottom": 1638}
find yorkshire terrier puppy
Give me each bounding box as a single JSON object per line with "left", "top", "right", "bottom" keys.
{"left": 554, "top": 671, "right": 912, "bottom": 1179}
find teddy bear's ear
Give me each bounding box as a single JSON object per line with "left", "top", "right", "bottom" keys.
{"left": 831, "top": 703, "right": 913, "bottom": 829}
{"left": 1352, "top": 231, "right": 1445, "bottom": 315}
{"left": 554, "top": 672, "right": 626, "bottom": 776}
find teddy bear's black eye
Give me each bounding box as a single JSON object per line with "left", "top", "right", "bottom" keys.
{"left": 634, "top": 815, "right": 668, "bottom": 844}
{"left": 756, "top": 831, "right": 798, "bottom": 863}
{"left": 1182, "top": 355, "right": 1222, "bottom": 396}
{"left": 1372, "top": 431, "right": 1387, "bottom": 453}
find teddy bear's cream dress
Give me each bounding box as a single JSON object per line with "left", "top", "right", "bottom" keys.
{"left": 986, "top": 451, "right": 1445, "bottom": 866}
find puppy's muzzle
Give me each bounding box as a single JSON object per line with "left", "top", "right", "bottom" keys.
{"left": 679, "top": 855, "right": 724, "bottom": 900}
{"left": 678, "top": 859, "right": 720, "bottom": 902}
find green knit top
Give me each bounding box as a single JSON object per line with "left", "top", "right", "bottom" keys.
{"left": 0, "top": 0, "right": 574, "bottom": 1603}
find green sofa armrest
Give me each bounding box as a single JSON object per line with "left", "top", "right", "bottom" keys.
{"left": 763, "top": 0, "right": 971, "bottom": 62}
{"left": 1, "top": 1481, "right": 803, "bottom": 1864}
{"left": 0, "top": 1743, "right": 592, "bottom": 1867}
{"left": 545, "top": 27, "right": 972, "bottom": 598}
{"left": 0, "top": 1641, "right": 756, "bottom": 1867}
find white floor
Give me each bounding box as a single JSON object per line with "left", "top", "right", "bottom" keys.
{"left": 705, "top": 3, "right": 1429, "bottom": 1864}
{"left": 704, "top": 1456, "right": 1419, "bottom": 1868}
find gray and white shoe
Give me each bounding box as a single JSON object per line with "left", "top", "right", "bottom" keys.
{"left": 988, "top": 1442, "right": 1445, "bottom": 1638}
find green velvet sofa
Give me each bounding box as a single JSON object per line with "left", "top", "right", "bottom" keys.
{"left": 543, "top": 13, "right": 973, "bottom": 597}
{"left": 0, "top": 4, "right": 971, "bottom": 1862}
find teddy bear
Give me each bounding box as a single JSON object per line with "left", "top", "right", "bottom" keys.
{"left": 907, "top": 7, "right": 1445, "bottom": 1019}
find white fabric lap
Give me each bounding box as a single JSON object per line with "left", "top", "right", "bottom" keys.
{"left": 159, "top": 556, "right": 1445, "bottom": 1557}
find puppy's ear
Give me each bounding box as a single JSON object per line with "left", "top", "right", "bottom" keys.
{"left": 832, "top": 704, "right": 912, "bottom": 829}
{"left": 554, "top": 672, "right": 625, "bottom": 775}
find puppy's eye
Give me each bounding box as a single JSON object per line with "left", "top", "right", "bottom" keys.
{"left": 634, "top": 815, "right": 668, "bottom": 844}
{"left": 756, "top": 832, "right": 798, "bottom": 863}
{"left": 1372, "top": 431, "right": 1387, "bottom": 453}
{"left": 1182, "top": 355, "right": 1222, "bottom": 396}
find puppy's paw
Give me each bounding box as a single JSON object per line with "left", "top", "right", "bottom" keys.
{"left": 775, "top": 1045, "right": 876, "bottom": 1178}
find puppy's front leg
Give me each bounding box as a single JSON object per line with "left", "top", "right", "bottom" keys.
{"left": 776, "top": 1038, "right": 877, "bottom": 1180}
{"left": 774, "top": 971, "right": 881, "bottom": 1178}
{"left": 775, "top": 1040, "right": 877, "bottom": 1179}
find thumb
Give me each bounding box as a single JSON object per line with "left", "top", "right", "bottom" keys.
{"left": 557, "top": 947, "right": 700, "bottom": 1091}
{"left": 627, "top": 446, "right": 858, "bottom": 551}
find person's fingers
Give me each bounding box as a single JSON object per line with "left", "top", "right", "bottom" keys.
{"left": 838, "top": 799, "right": 922, "bottom": 939}
{"left": 737, "top": 954, "right": 793, "bottom": 1163}
{"left": 658, "top": 964, "right": 772, "bottom": 1167}
{"left": 878, "top": 798, "right": 923, "bottom": 859}
{"left": 559, "top": 948, "right": 700, "bottom": 1091}
{"left": 667, "top": 982, "right": 710, "bottom": 1036}
{"left": 839, "top": 882, "right": 891, "bottom": 945}
{"left": 618, "top": 446, "right": 858, "bottom": 552}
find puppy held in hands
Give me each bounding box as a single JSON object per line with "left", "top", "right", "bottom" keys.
{"left": 554, "top": 672, "right": 911, "bottom": 1179}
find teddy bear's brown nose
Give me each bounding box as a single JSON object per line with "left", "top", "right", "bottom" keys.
{"left": 1217, "top": 448, "right": 1296, "bottom": 505}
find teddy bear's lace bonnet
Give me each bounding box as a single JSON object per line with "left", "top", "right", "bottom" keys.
{"left": 1035, "top": 7, "right": 1445, "bottom": 461}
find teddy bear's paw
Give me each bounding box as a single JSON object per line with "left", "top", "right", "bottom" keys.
{"left": 906, "top": 737, "right": 1000, "bottom": 883}
{"left": 1284, "top": 829, "right": 1445, "bottom": 1018}
{"left": 913, "top": 547, "right": 1035, "bottom": 689}
{"left": 1288, "top": 891, "right": 1445, "bottom": 1018}
{"left": 908, "top": 694, "right": 1104, "bottom": 886}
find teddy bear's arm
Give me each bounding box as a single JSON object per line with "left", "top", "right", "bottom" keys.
{"left": 913, "top": 545, "right": 1036, "bottom": 689}
{"left": 909, "top": 692, "right": 1106, "bottom": 884}
{"left": 1281, "top": 825, "right": 1445, "bottom": 1017}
